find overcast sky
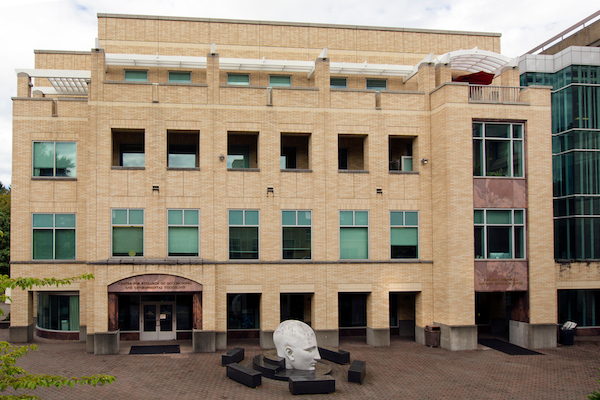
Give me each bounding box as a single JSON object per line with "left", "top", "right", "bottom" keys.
{"left": 1, "top": 1, "right": 598, "bottom": 187}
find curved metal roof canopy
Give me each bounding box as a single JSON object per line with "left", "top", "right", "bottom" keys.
{"left": 435, "top": 48, "right": 513, "bottom": 74}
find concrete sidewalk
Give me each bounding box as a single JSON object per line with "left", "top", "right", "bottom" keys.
{"left": 1, "top": 331, "right": 599, "bottom": 399}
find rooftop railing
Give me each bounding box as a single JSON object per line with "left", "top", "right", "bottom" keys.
{"left": 469, "top": 85, "right": 522, "bottom": 103}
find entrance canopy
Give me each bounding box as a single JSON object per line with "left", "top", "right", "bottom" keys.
{"left": 108, "top": 274, "right": 202, "bottom": 293}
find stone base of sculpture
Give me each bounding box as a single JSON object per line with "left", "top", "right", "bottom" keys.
{"left": 252, "top": 350, "right": 332, "bottom": 381}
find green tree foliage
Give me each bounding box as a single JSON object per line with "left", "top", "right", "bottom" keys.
{"left": 0, "top": 183, "right": 10, "bottom": 276}
{"left": 590, "top": 370, "right": 600, "bottom": 400}
{"left": 0, "top": 274, "right": 115, "bottom": 399}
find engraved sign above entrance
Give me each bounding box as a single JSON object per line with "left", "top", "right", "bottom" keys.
{"left": 108, "top": 274, "right": 203, "bottom": 293}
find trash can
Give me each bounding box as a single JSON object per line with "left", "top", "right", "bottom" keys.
{"left": 559, "top": 321, "right": 577, "bottom": 346}
{"left": 425, "top": 325, "right": 441, "bottom": 347}
{"left": 559, "top": 329, "right": 575, "bottom": 346}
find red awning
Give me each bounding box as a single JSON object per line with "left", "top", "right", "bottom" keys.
{"left": 453, "top": 71, "right": 495, "bottom": 85}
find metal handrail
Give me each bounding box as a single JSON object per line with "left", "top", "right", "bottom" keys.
{"left": 469, "top": 85, "right": 522, "bottom": 103}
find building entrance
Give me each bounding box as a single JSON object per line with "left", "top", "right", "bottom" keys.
{"left": 389, "top": 292, "right": 416, "bottom": 339}
{"left": 140, "top": 302, "right": 176, "bottom": 341}
{"left": 108, "top": 274, "right": 203, "bottom": 341}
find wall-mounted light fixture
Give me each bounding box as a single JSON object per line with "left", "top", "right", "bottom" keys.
{"left": 376, "top": 188, "right": 383, "bottom": 194}
{"left": 421, "top": 158, "right": 429, "bottom": 164}
{"left": 219, "top": 154, "right": 225, "bottom": 161}
{"left": 267, "top": 187, "right": 274, "bottom": 195}
{"left": 152, "top": 185, "right": 159, "bottom": 192}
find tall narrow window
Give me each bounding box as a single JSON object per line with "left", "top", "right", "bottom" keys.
{"left": 474, "top": 209, "right": 525, "bottom": 259}
{"left": 473, "top": 122, "right": 523, "bottom": 177}
{"left": 389, "top": 137, "right": 414, "bottom": 172}
{"left": 229, "top": 210, "right": 259, "bottom": 259}
{"left": 33, "top": 142, "right": 76, "bottom": 177}
{"left": 338, "top": 147, "right": 348, "bottom": 170}
{"left": 32, "top": 214, "right": 76, "bottom": 260}
{"left": 282, "top": 210, "right": 312, "bottom": 259}
{"left": 112, "top": 209, "right": 144, "bottom": 257}
{"left": 340, "top": 211, "right": 368, "bottom": 259}
{"left": 168, "top": 209, "right": 199, "bottom": 257}
{"left": 390, "top": 211, "right": 419, "bottom": 259}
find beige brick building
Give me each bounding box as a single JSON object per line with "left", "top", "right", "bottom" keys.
{"left": 11, "top": 13, "right": 555, "bottom": 353}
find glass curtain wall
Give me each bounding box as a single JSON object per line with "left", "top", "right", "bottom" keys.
{"left": 527, "top": 65, "right": 600, "bottom": 259}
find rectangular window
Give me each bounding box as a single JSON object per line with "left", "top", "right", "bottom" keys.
{"left": 281, "top": 133, "right": 310, "bottom": 170}
{"left": 338, "top": 147, "right": 348, "bottom": 170}
{"left": 281, "top": 147, "right": 297, "bottom": 169}
{"left": 32, "top": 213, "right": 76, "bottom": 260}
{"left": 227, "top": 294, "right": 260, "bottom": 329}
{"left": 167, "top": 130, "right": 199, "bottom": 168}
{"left": 280, "top": 294, "right": 311, "bottom": 322}
{"left": 229, "top": 210, "right": 259, "bottom": 259}
{"left": 168, "top": 209, "right": 199, "bottom": 257}
{"left": 474, "top": 209, "right": 525, "bottom": 259}
{"left": 168, "top": 71, "right": 191, "bottom": 83}
{"left": 37, "top": 293, "right": 79, "bottom": 331}
{"left": 282, "top": 210, "right": 312, "bottom": 259}
{"left": 390, "top": 211, "right": 418, "bottom": 259}
{"left": 228, "top": 132, "right": 258, "bottom": 169}
{"left": 228, "top": 74, "right": 250, "bottom": 85}
{"left": 112, "top": 209, "right": 144, "bottom": 257}
{"left": 330, "top": 77, "right": 347, "bottom": 89}
{"left": 338, "top": 135, "right": 366, "bottom": 171}
{"left": 124, "top": 70, "right": 148, "bottom": 82}
{"left": 340, "top": 211, "right": 368, "bottom": 259}
{"left": 33, "top": 141, "right": 76, "bottom": 177}
{"left": 112, "top": 130, "right": 145, "bottom": 167}
{"left": 269, "top": 75, "right": 291, "bottom": 87}
{"left": 366, "top": 78, "right": 387, "bottom": 91}
{"left": 473, "top": 122, "right": 523, "bottom": 177}
{"left": 389, "top": 136, "right": 414, "bottom": 172}
{"left": 118, "top": 295, "right": 140, "bottom": 331}
{"left": 339, "top": 293, "right": 367, "bottom": 327}
{"left": 558, "top": 289, "right": 600, "bottom": 327}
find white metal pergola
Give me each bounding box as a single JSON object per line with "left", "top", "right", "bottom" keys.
{"left": 18, "top": 47, "right": 517, "bottom": 95}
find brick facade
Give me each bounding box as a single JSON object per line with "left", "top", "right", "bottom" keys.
{"left": 11, "top": 14, "right": 554, "bottom": 352}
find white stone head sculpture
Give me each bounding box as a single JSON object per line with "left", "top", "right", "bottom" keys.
{"left": 273, "top": 320, "right": 321, "bottom": 370}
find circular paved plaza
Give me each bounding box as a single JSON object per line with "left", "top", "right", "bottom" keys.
{"left": 2, "top": 331, "right": 599, "bottom": 399}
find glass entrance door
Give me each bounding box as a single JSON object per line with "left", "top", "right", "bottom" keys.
{"left": 140, "top": 302, "right": 176, "bottom": 340}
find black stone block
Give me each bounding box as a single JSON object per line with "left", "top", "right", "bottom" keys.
{"left": 252, "top": 354, "right": 284, "bottom": 380}
{"left": 348, "top": 360, "right": 366, "bottom": 384}
{"left": 288, "top": 376, "right": 335, "bottom": 395}
{"left": 226, "top": 363, "right": 261, "bottom": 388}
{"left": 263, "top": 353, "right": 285, "bottom": 368}
{"left": 318, "top": 347, "right": 350, "bottom": 364}
{"left": 222, "top": 347, "right": 244, "bottom": 366}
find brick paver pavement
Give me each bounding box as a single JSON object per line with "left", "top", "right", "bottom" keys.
{"left": 1, "top": 331, "right": 599, "bottom": 399}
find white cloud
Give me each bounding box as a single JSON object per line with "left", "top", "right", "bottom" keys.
{"left": 0, "top": 0, "right": 598, "bottom": 186}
